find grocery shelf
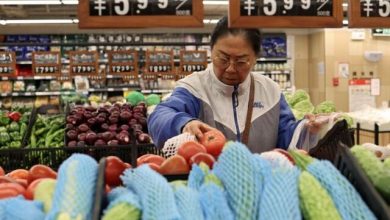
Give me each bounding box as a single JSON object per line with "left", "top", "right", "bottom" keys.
{"left": 252, "top": 70, "right": 291, "bottom": 74}
{"left": 1, "top": 76, "right": 56, "bottom": 80}
{"left": 89, "top": 87, "right": 138, "bottom": 92}
{"left": 0, "top": 91, "right": 75, "bottom": 97}
{"left": 0, "top": 42, "right": 210, "bottom": 47}
{"left": 141, "top": 89, "right": 173, "bottom": 94}
{"left": 258, "top": 57, "right": 291, "bottom": 61}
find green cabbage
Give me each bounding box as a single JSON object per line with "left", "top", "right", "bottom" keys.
{"left": 314, "top": 101, "right": 336, "bottom": 114}
{"left": 145, "top": 94, "right": 161, "bottom": 106}
{"left": 289, "top": 90, "right": 310, "bottom": 107}
{"left": 126, "top": 91, "right": 145, "bottom": 106}
{"left": 293, "top": 100, "right": 314, "bottom": 114}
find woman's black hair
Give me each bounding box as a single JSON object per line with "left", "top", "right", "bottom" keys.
{"left": 210, "top": 16, "right": 261, "bottom": 56}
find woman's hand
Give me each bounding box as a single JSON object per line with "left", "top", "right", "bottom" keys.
{"left": 304, "top": 113, "right": 333, "bottom": 134}
{"left": 182, "top": 120, "right": 216, "bottom": 140}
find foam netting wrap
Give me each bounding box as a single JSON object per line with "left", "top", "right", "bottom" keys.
{"left": 213, "top": 141, "right": 261, "bottom": 220}
{"left": 188, "top": 164, "right": 208, "bottom": 190}
{"left": 105, "top": 187, "right": 141, "bottom": 211}
{"left": 174, "top": 186, "right": 204, "bottom": 220}
{"left": 46, "top": 154, "right": 98, "bottom": 220}
{"left": 162, "top": 132, "right": 196, "bottom": 158}
{"left": 258, "top": 166, "right": 301, "bottom": 220}
{"left": 121, "top": 165, "right": 180, "bottom": 220}
{"left": 0, "top": 196, "right": 45, "bottom": 220}
{"left": 199, "top": 183, "right": 234, "bottom": 220}
{"left": 307, "top": 160, "right": 376, "bottom": 220}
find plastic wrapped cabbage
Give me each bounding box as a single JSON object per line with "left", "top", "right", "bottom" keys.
{"left": 288, "top": 90, "right": 310, "bottom": 107}
{"left": 292, "top": 109, "right": 306, "bottom": 120}
{"left": 126, "top": 91, "right": 145, "bottom": 106}
{"left": 314, "top": 101, "right": 336, "bottom": 114}
{"left": 293, "top": 100, "right": 314, "bottom": 114}
{"left": 145, "top": 94, "right": 161, "bottom": 106}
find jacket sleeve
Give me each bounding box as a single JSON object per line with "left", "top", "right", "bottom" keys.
{"left": 147, "top": 87, "right": 201, "bottom": 148}
{"left": 276, "top": 94, "right": 300, "bottom": 149}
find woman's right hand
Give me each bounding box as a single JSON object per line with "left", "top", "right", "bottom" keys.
{"left": 182, "top": 120, "right": 216, "bottom": 140}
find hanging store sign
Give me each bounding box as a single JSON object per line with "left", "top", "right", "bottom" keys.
{"left": 32, "top": 52, "right": 61, "bottom": 76}
{"left": 349, "top": 0, "right": 390, "bottom": 27}
{"left": 78, "top": 0, "right": 204, "bottom": 28}
{"left": 228, "top": 0, "right": 343, "bottom": 28}
{"left": 0, "top": 52, "right": 16, "bottom": 77}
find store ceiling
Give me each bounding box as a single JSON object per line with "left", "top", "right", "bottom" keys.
{"left": 0, "top": 1, "right": 348, "bottom": 34}
{"left": 0, "top": 3, "right": 226, "bottom": 20}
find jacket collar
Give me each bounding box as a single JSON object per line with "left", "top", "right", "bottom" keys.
{"left": 209, "top": 64, "right": 251, "bottom": 96}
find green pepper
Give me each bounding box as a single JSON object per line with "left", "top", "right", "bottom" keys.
{"left": 19, "top": 123, "right": 27, "bottom": 135}
{"left": 10, "top": 132, "right": 22, "bottom": 141}
{"left": 0, "top": 127, "right": 6, "bottom": 133}
{"left": 0, "top": 132, "right": 10, "bottom": 145}
{"left": 0, "top": 115, "right": 10, "bottom": 126}
{"left": 9, "top": 121, "right": 20, "bottom": 132}
{"left": 19, "top": 113, "right": 30, "bottom": 124}
{"left": 45, "top": 128, "right": 65, "bottom": 147}
{"left": 9, "top": 141, "right": 21, "bottom": 148}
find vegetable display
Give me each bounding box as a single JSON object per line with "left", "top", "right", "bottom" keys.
{"left": 27, "top": 114, "right": 65, "bottom": 148}
{"left": 66, "top": 103, "right": 151, "bottom": 147}
{"left": 0, "top": 108, "right": 30, "bottom": 149}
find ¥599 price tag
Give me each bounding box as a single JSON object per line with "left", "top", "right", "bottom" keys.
{"left": 89, "top": 0, "right": 192, "bottom": 16}
{"left": 360, "top": 0, "right": 390, "bottom": 17}
{"left": 240, "top": 0, "right": 333, "bottom": 16}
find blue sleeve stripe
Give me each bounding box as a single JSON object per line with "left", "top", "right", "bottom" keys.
{"left": 277, "top": 94, "right": 300, "bottom": 149}
{"left": 147, "top": 87, "right": 200, "bottom": 148}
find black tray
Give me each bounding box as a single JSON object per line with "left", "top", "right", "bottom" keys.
{"left": 309, "top": 119, "right": 353, "bottom": 161}
{"left": 334, "top": 143, "right": 390, "bottom": 220}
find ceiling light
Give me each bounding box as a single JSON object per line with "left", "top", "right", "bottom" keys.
{"left": 203, "top": 1, "right": 229, "bottom": 5}
{"left": 343, "top": 19, "right": 348, "bottom": 25}
{"left": 0, "top": 0, "right": 79, "bottom": 5}
{"left": 203, "top": 19, "right": 220, "bottom": 24}
{"left": 1, "top": 19, "right": 79, "bottom": 25}
{"left": 342, "top": 3, "right": 348, "bottom": 7}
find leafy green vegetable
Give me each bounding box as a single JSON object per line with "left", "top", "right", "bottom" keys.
{"left": 314, "top": 101, "right": 336, "bottom": 114}
{"left": 289, "top": 90, "right": 310, "bottom": 107}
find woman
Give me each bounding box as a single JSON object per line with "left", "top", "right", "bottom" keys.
{"left": 147, "top": 16, "right": 321, "bottom": 153}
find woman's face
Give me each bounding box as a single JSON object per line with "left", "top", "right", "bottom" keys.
{"left": 211, "top": 34, "right": 256, "bottom": 86}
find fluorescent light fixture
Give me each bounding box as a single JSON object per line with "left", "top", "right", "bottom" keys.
{"left": 342, "top": 3, "right": 348, "bottom": 7}
{"left": 203, "top": 1, "right": 229, "bottom": 5}
{"left": 343, "top": 19, "right": 348, "bottom": 25}
{"left": 0, "top": 0, "right": 78, "bottom": 5}
{"left": 1, "top": 19, "right": 79, "bottom": 25}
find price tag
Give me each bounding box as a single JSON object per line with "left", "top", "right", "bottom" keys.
{"left": 32, "top": 52, "right": 61, "bottom": 76}
{"left": 79, "top": 0, "right": 203, "bottom": 28}
{"left": 0, "top": 52, "right": 16, "bottom": 77}
{"left": 108, "top": 88, "right": 115, "bottom": 92}
{"left": 229, "top": 0, "right": 343, "bottom": 28}
{"left": 108, "top": 50, "right": 138, "bottom": 79}
{"left": 69, "top": 51, "right": 99, "bottom": 76}
{"left": 179, "top": 50, "right": 207, "bottom": 77}
{"left": 349, "top": 0, "right": 390, "bottom": 27}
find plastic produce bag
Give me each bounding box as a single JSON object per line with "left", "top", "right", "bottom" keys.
{"left": 288, "top": 113, "right": 341, "bottom": 151}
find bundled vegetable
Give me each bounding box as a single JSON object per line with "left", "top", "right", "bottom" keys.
{"left": 290, "top": 150, "right": 376, "bottom": 220}
{"left": 351, "top": 145, "right": 390, "bottom": 203}
{"left": 28, "top": 114, "right": 65, "bottom": 148}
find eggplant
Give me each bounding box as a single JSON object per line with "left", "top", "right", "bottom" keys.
{"left": 119, "top": 111, "right": 132, "bottom": 123}
{"left": 137, "top": 133, "right": 151, "bottom": 144}
{"left": 87, "top": 118, "right": 97, "bottom": 127}
{"left": 67, "top": 140, "right": 77, "bottom": 147}
{"left": 94, "top": 139, "right": 106, "bottom": 147}
{"left": 86, "top": 132, "right": 97, "bottom": 145}
{"left": 78, "top": 133, "right": 87, "bottom": 142}
{"left": 65, "top": 123, "right": 74, "bottom": 130}
{"left": 102, "top": 131, "right": 113, "bottom": 142}
{"left": 66, "top": 116, "right": 77, "bottom": 125}
{"left": 78, "top": 124, "right": 90, "bottom": 133}
{"left": 108, "top": 124, "right": 118, "bottom": 132}
{"left": 66, "top": 130, "right": 78, "bottom": 140}
{"left": 120, "top": 124, "right": 130, "bottom": 131}
{"left": 101, "top": 123, "right": 109, "bottom": 131}
{"left": 116, "top": 133, "right": 130, "bottom": 145}
{"left": 107, "top": 139, "right": 119, "bottom": 146}
{"left": 108, "top": 116, "right": 119, "bottom": 124}
{"left": 77, "top": 141, "right": 86, "bottom": 147}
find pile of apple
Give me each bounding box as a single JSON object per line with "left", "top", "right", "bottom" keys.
{"left": 0, "top": 165, "right": 57, "bottom": 200}
{"left": 137, "top": 130, "right": 226, "bottom": 175}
